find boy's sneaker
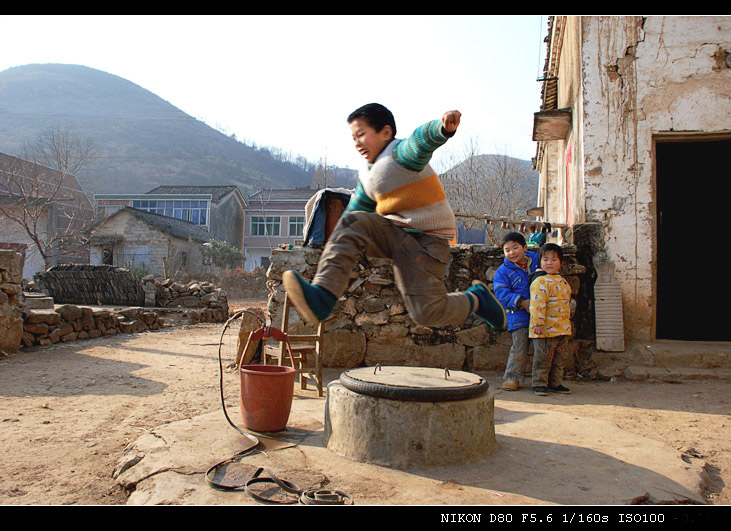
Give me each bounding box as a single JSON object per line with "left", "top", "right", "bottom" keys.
{"left": 533, "top": 386, "right": 548, "bottom": 396}
{"left": 282, "top": 270, "right": 336, "bottom": 325}
{"left": 465, "top": 281, "right": 506, "bottom": 330}
{"left": 548, "top": 384, "right": 572, "bottom": 394}
{"left": 502, "top": 380, "right": 519, "bottom": 391}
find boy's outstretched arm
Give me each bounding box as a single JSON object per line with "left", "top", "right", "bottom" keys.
{"left": 393, "top": 111, "right": 461, "bottom": 172}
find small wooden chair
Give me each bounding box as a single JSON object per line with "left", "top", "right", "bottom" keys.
{"left": 263, "top": 293, "right": 324, "bottom": 397}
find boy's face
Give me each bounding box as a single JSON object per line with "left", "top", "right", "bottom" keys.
{"left": 540, "top": 251, "right": 562, "bottom": 274}
{"left": 349, "top": 118, "right": 393, "bottom": 163}
{"left": 503, "top": 240, "right": 527, "bottom": 264}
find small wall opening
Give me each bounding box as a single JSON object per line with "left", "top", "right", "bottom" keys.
{"left": 656, "top": 136, "right": 731, "bottom": 341}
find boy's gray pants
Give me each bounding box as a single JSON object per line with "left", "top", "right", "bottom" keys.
{"left": 503, "top": 327, "right": 530, "bottom": 382}
{"left": 531, "top": 335, "right": 570, "bottom": 388}
{"left": 312, "top": 211, "right": 472, "bottom": 327}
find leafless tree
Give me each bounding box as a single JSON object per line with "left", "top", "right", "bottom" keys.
{"left": 20, "top": 125, "right": 98, "bottom": 179}
{"left": 0, "top": 127, "right": 97, "bottom": 270}
{"left": 437, "top": 138, "right": 538, "bottom": 245}
{"left": 310, "top": 156, "right": 334, "bottom": 189}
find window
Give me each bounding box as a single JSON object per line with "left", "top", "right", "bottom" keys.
{"left": 289, "top": 216, "right": 305, "bottom": 237}
{"left": 131, "top": 199, "right": 209, "bottom": 226}
{"left": 251, "top": 216, "right": 280, "bottom": 236}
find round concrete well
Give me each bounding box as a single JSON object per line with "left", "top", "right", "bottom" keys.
{"left": 324, "top": 366, "right": 498, "bottom": 469}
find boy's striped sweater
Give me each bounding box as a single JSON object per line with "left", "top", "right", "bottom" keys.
{"left": 345, "top": 120, "right": 456, "bottom": 240}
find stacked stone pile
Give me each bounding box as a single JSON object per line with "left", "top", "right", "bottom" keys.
{"left": 35, "top": 265, "right": 144, "bottom": 306}
{"left": 141, "top": 276, "right": 229, "bottom": 323}
{"left": 0, "top": 250, "right": 24, "bottom": 351}
{"left": 21, "top": 305, "right": 164, "bottom": 347}
{"left": 266, "top": 244, "right": 587, "bottom": 372}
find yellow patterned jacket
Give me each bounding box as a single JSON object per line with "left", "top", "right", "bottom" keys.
{"left": 529, "top": 274, "right": 572, "bottom": 338}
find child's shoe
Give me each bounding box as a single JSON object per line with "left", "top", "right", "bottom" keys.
{"left": 548, "top": 384, "right": 572, "bottom": 394}
{"left": 502, "top": 380, "right": 519, "bottom": 391}
{"left": 465, "top": 281, "right": 506, "bottom": 330}
{"left": 533, "top": 386, "right": 548, "bottom": 396}
{"left": 282, "top": 270, "right": 336, "bottom": 325}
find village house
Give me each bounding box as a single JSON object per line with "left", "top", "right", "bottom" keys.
{"left": 243, "top": 187, "right": 319, "bottom": 271}
{"left": 532, "top": 16, "right": 731, "bottom": 345}
{"left": 88, "top": 206, "right": 212, "bottom": 277}
{"left": 93, "top": 185, "right": 246, "bottom": 250}
{"left": 0, "top": 152, "right": 94, "bottom": 280}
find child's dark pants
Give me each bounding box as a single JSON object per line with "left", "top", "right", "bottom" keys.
{"left": 531, "top": 335, "right": 570, "bottom": 388}
{"left": 312, "top": 211, "right": 472, "bottom": 327}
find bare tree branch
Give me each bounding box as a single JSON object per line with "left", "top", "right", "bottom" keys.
{"left": 20, "top": 125, "right": 98, "bottom": 177}
{"left": 0, "top": 127, "right": 97, "bottom": 270}
{"left": 439, "top": 138, "right": 538, "bottom": 245}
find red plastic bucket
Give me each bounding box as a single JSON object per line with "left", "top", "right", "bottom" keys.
{"left": 239, "top": 364, "right": 296, "bottom": 432}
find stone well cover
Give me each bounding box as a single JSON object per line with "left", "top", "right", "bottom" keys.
{"left": 338, "top": 366, "right": 489, "bottom": 402}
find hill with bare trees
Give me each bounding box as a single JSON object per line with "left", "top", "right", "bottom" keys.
{"left": 0, "top": 63, "right": 356, "bottom": 195}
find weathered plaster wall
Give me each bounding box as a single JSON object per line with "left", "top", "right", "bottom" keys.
{"left": 210, "top": 194, "right": 244, "bottom": 249}
{"left": 90, "top": 211, "right": 206, "bottom": 277}
{"left": 580, "top": 15, "right": 731, "bottom": 341}
{"left": 558, "top": 16, "right": 587, "bottom": 227}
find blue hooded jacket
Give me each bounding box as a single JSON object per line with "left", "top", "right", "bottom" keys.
{"left": 492, "top": 250, "right": 539, "bottom": 331}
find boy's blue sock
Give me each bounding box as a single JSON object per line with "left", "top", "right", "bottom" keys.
{"left": 282, "top": 270, "right": 336, "bottom": 325}
{"left": 464, "top": 281, "right": 507, "bottom": 330}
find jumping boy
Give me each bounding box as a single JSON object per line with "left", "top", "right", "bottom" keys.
{"left": 493, "top": 232, "right": 539, "bottom": 391}
{"left": 282, "top": 103, "right": 506, "bottom": 331}
{"left": 529, "top": 243, "right": 573, "bottom": 396}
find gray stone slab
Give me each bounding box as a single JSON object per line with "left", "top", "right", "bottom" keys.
{"left": 114, "top": 385, "right": 706, "bottom": 506}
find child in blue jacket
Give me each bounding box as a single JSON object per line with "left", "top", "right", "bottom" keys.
{"left": 493, "top": 232, "right": 539, "bottom": 391}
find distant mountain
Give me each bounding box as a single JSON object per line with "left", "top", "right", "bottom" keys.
{"left": 0, "top": 64, "right": 357, "bottom": 196}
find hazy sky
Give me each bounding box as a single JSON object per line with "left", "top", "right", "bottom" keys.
{"left": 0, "top": 15, "right": 547, "bottom": 170}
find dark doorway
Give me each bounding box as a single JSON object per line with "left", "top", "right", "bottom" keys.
{"left": 101, "top": 246, "right": 114, "bottom": 266}
{"left": 656, "top": 137, "right": 731, "bottom": 341}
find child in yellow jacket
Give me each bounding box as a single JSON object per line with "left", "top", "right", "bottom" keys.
{"left": 529, "top": 243, "right": 572, "bottom": 396}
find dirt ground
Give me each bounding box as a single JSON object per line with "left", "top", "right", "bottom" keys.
{"left": 0, "top": 298, "right": 729, "bottom": 506}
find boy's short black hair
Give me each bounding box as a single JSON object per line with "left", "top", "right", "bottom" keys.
{"left": 502, "top": 232, "right": 526, "bottom": 247}
{"left": 539, "top": 243, "right": 564, "bottom": 263}
{"left": 347, "top": 103, "right": 397, "bottom": 137}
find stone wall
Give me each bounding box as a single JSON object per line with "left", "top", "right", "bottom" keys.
{"left": 17, "top": 266, "right": 230, "bottom": 348}
{"left": 22, "top": 305, "right": 165, "bottom": 347}
{"left": 0, "top": 249, "right": 24, "bottom": 351}
{"left": 32, "top": 265, "right": 229, "bottom": 320}
{"left": 20, "top": 295, "right": 229, "bottom": 349}
{"left": 266, "top": 244, "right": 590, "bottom": 373}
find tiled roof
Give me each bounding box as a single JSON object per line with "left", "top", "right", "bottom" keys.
{"left": 94, "top": 206, "right": 211, "bottom": 243}
{"left": 247, "top": 187, "right": 318, "bottom": 203}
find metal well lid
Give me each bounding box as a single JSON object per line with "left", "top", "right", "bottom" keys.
{"left": 338, "top": 365, "right": 489, "bottom": 402}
